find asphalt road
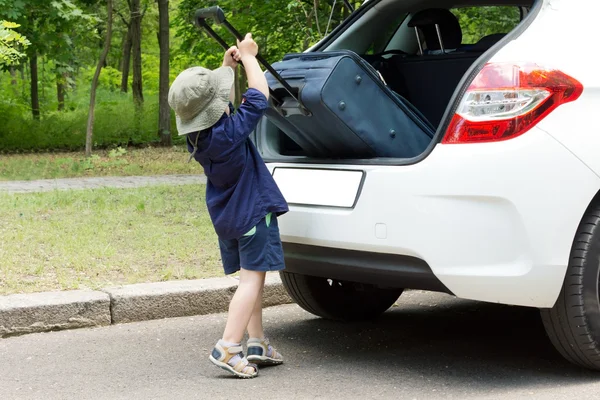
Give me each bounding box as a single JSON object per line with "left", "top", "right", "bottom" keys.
{"left": 1, "top": 290, "right": 599, "bottom": 400}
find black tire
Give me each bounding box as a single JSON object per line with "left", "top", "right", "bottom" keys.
{"left": 280, "top": 271, "right": 403, "bottom": 321}
{"left": 541, "top": 200, "right": 600, "bottom": 370}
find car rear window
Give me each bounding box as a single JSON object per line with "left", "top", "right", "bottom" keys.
{"left": 451, "top": 6, "right": 521, "bottom": 44}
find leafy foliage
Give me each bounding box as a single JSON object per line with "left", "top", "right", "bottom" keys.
{"left": 173, "top": 0, "right": 350, "bottom": 70}
{"left": 0, "top": 0, "right": 98, "bottom": 59}
{"left": 452, "top": 6, "right": 521, "bottom": 44}
{"left": 0, "top": 21, "right": 30, "bottom": 66}
{"left": 0, "top": 88, "right": 181, "bottom": 152}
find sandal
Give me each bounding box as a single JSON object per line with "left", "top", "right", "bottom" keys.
{"left": 209, "top": 342, "right": 258, "bottom": 379}
{"left": 247, "top": 338, "right": 284, "bottom": 366}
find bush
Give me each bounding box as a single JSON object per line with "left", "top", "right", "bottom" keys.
{"left": 0, "top": 89, "right": 181, "bottom": 152}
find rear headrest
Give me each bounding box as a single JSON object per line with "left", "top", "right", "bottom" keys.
{"left": 408, "top": 8, "right": 462, "bottom": 50}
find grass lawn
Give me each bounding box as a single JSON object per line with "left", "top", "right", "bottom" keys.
{"left": 0, "top": 185, "right": 224, "bottom": 295}
{"left": 0, "top": 146, "right": 201, "bottom": 181}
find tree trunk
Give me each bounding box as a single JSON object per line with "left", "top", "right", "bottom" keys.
{"left": 57, "top": 72, "right": 65, "bottom": 111}
{"left": 120, "top": 25, "right": 132, "bottom": 93}
{"left": 313, "top": 0, "right": 321, "bottom": 37}
{"left": 157, "top": 0, "right": 171, "bottom": 145}
{"left": 41, "top": 57, "right": 45, "bottom": 100}
{"left": 30, "top": 54, "right": 40, "bottom": 120}
{"left": 10, "top": 68, "right": 17, "bottom": 85}
{"left": 86, "top": 0, "right": 114, "bottom": 157}
{"left": 21, "top": 64, "right": 26, "bottom": 98}
{"left": 239, "top": 69, "right": 247, "bottom": 101}
{"left": 10, "top": 67, "right": 18, "bottom": 96}
{"left": 130, "top": 0, "right": 144, "bottom": 106}
{"left": 234, "top": 67, "right": 241, "bottom": 107}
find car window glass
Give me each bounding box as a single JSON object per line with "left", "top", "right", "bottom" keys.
{"left": 364, "top": 13, "right": 409, "bottom": 55}
{"left": 451, "top": 6, "right": 521, "bottom": 44}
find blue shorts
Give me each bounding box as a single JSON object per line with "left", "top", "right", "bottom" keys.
{"left": 218, "top": 213, "right": 286, "bottom": 275}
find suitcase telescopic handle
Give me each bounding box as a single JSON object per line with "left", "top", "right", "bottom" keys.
{"left": 195, "top": 6, "right": 226, "bottom": 24}
{"left": 194, "top": 7, "right": 310, "bottom": 116}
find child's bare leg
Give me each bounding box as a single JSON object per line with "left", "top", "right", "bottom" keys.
{"left": 222, "top": 269, "right": 266, "bottom": 343}
{"left": 246, "top": 274, "right": 284, "bottom": 366}
{"left": 246, "top": 273, "right": 266, "bottom": 339}
{"left": 209, "top": 269, "right": 265, "bottom": 378}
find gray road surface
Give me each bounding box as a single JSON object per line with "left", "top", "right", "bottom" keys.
{"left": 1, "top": 291, "right": 599, "bottom": 400}
{"left": 0, "top": 175, "right": 207, "bottom": 193}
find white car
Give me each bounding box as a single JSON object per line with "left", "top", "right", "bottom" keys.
{"left": 254, "top": 0, "right": 600, "bottom": 370}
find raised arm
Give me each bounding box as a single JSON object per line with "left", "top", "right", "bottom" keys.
{"left": 237, "top": 33, "right": 269, "bottom": 100}
{"left": 222, "top": 46, "right": 241, "bottom": 105}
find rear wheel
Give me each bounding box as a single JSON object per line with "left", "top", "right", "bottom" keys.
{"left": 541, "top": 200, "right": 600, "bottom": 370}
{"left": 280, "top": 271, "right": 403, "bottom": 321}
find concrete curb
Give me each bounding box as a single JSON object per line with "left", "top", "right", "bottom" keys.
{"left": 104, "top": 274, "right": 291, "bottom": 324}
{"left": 0, "top": 290, "right": 111, "bottom": 337}
{"left": 0, "top": 274, "right": 292, "bottom": 338}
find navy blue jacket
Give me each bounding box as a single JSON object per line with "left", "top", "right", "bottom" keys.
{"left": 187, "top": 88, "right": 289, "bottom": 240}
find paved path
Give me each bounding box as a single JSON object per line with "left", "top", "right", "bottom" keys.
{"left": 1, "top": 291, "right": 598, "bottom": 400}
{"left": 0, "top": 175, "right": 207, "bottom": 193}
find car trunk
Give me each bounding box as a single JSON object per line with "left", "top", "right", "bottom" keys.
{"left": 254, "top": 0, "right": 539, "bottom": 164}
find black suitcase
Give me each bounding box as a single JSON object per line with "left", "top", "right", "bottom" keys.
{"left": 194, "top": 7, "right": 435, "bottom": 159}
{"left": 264, "top": 51, "right": 435, "bottom": 158}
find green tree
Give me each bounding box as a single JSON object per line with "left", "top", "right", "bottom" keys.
{"left": 157, "top": 0, "right": 170, "bottom": 145}
{"left": 0, "top": 0, "right": 97, "bottom": 118}
{"left": 114, "top": 0, "right": 133, "bottom": 92}
{"left": 130, "top": 0, "right": 148, "bottom": 106}
{"left": 86, "top": 0, "right": 114, "bottom": 156}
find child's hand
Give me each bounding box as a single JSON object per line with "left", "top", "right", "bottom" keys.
{"left": 222, "top": 46, "right": 241, "bottom": 69}
{"left": 237, "top": 33, "right": 259, "bottom": 60}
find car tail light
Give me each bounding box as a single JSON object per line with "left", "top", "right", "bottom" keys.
{"left": 442, "top": 62, "right": 583, "bottom": 144}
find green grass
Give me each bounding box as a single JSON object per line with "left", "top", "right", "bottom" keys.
{"left": 0, "top": 146, "right": 202, "bottom": 181}
{"left": 0, "top": 185, "right": 223, "bottom": 295}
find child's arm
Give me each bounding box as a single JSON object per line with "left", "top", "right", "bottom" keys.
{"left": 222, "top": 46, "right": 241, "bottom": 104}
{"left": 216, "top": 33, "right": 269, "bottom": 147}
{"left": 237, "top": 33, "right": 269, "bottom": 100}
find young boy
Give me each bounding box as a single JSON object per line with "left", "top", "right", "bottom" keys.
{"left": 168, "top": 33, "right": 288, "bottom": 379}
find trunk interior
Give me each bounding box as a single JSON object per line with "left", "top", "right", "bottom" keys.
{"left": 256, "top": 0, "right": 536, "bottom": 163}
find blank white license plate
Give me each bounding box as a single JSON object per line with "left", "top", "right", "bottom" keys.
{"left": 272, "top": 168, "right": 365, "bottom": 208}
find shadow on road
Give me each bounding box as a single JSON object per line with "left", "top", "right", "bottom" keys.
{"left": 274, "top": 292, "right": 599, "bottom": 391}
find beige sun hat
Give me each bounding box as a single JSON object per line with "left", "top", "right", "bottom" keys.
{"left": 168, "top": 66, "right": 235, "bottom": 136}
